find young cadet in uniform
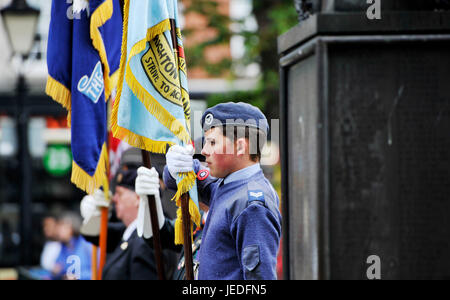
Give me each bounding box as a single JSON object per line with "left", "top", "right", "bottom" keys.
{"left": 138, "top": 102, "right": 282, "bottom": 280}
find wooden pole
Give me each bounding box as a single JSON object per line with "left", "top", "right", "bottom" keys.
{"left": 98, "top": 207, "right": 108, "bottom": 280}
{"left": 141, "top": 150, "right": 166, "bottom": 280}
{"left": 98, "top": 76, "right": 114, "bottom": 279}
{"left": 91, "top": 245, "right": 98, "bottom": 280}
{"left": 169, "top": 18, "right": 194, "bottom": 281}
{"left": 181, "top": 193, "right": 194, "bottom": 280}
{"left": 117, "top": 0, "right": 166, "bottom": 280}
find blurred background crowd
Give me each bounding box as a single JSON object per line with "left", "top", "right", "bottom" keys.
{"left": 0, "top": 0, "right": 293, "bottom": 279}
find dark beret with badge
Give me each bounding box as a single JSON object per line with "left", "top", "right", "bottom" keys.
{"left": 201, "top": 102, "right": 269, "bottom": 136}
{"left": 115, "top": 168, "right": 138, "bottom": 191}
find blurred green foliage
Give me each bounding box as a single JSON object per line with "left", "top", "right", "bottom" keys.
{"left": 183, "top": 0, "right": 234, "bottom": 76}
{"left": 183, "top": 0, "right": 298, "bottom": 119}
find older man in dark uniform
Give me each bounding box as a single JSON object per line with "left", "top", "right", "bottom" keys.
{"left": 80, "top": 168, "right": 169, "bottom": 280}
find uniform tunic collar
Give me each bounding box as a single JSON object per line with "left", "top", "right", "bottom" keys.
{"left": 223, "top": 163, "right": 261, "bottom": 185}
{"left": 122, "top": 219, "right": 137, "bottom": 241}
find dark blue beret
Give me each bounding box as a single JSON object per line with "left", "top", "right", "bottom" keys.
{"left": 115, "top": 168, "right": 137, "bottom": 191}
{"left": 201, "top": 102, "right": 269, "bottom": 135}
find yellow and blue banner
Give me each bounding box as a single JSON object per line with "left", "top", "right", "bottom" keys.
{"left": 46, "top": 0, "right": 122, "bottom": 194}
{"left": 112, "top": 0, "right": 200, "bottom": 244}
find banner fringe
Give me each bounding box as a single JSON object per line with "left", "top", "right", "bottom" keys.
{"left": 90, "top": 0, "right": 115, "bottom": 100}
{"left": 172, "top": 172, "right": 201, "bottom": 245}
{"left": 111, "top": 0, "right": 130, "bottom": 141}
{"left": 112, "top": 124, "right": 172, "bottom": 154}
{"left": 71, "top": 143, "right": 109, "bottom": 195}
{"left": 124, "top": 64, "right": 191, "bottom": 145}
{"left": 174, "top": 198, "right": 202, "bottom": 245}
{"left": 45, "top": 75, "right": 72, "bottom": 127}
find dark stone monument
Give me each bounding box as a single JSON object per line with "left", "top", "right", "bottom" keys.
{"left": 281, "top": 1, "right": 450, "bottom": 280}
{"left": 294, "top": 0, "right": 320, "bottom": 22}
{"left": 326, "top": 0, "right": 450, "bottom": 12}
{"left": 294, "top": 0, "right": 450, "bottom": 18}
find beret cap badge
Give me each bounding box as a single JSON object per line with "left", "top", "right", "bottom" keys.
{"left": 205, "top": 113, "right": 214, "bottom": 126}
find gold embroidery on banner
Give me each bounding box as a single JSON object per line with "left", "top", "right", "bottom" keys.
{"left": 141, "top": 33, "right": 183, "bottom": 107}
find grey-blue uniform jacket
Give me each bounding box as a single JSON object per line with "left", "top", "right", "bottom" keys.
{"left": 164, "top": 160, "right": 282, "bottom": 280}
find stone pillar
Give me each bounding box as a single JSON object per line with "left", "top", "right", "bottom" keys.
{"left": 280, "top": 4, "right": 450, "bottom": 280}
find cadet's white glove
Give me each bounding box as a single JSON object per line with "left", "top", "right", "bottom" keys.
{"left": 80, "top": 189, "right": 110, "bottom": 236}
{"left": 166, "top": 144, "right": 194, "bottom": 179}
{"left": 135, "top": 167, "right": 165, "bottom": 239}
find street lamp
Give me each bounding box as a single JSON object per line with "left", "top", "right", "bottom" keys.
{"left": 1, "top": 0, "right": 40, "bottom": 58}
{"left": 1, "top": 0, "right": 40, "bottom": 266}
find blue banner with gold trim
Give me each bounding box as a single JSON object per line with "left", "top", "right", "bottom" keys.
{"left": 46, "top": 0, "right": 122, "bottom": 194}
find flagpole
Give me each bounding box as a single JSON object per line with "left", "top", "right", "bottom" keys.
{"left": 142, "top": 150, "right": 166, "bottom": 280}
{"left": 91, "top": 245, "right": 98, "bottom": 280}
{"left": 180, "top": 193, "right": 194, "bottom": 280}
{"left": 169, "top": 19, "right": 194, "bottom": 281}
{"left": 98, "top": 189, "right": 109, "bottom": 280}
{"left": 117, "top": 0, "right": 165, "bottom": 280}
{"left": 97, "top": 171, "right": 109, "bottom": 280}
{"left": 98, "top": 93, "right": 114, "bottom": 280}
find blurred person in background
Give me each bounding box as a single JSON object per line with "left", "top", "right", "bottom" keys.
{"left": 40, "top": 215, "right": 62, "bottom": 272}
{"left": 80, "top": 167, "right": 175, "bottom": 280}
{"left": 52, "top": 212, "right": 92, "bottom": 280}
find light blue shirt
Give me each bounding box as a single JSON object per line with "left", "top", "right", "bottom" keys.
{"left": 223, "top": 163, "right": 262, "bottom": 185}
{"left": 163, "top": 160, "right": 281, "bottom": 280}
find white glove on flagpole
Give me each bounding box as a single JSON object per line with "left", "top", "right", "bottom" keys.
{"left": 80, "top": 189, "right": 110, "bottom": 236}
{"left": 166, "top": 144, "right": 194, "bottom": 179}
{"left": 135, "top": 167, "right": 165, "bottom": 239}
